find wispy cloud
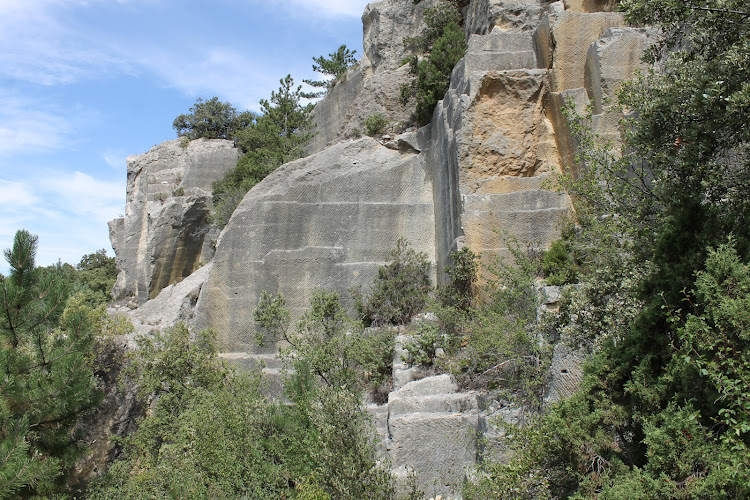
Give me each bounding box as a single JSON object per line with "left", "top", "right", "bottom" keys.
{"left": 38, "top": 171, "right": 123, "bottom": 224}
{"left": 0, "top": 0, "right": 131, "bottom": 86}
{"left": 0, "top": 92, "right": 77, "bottom": 156}
{"left": 0, "top": 170, "right": 123, "bottom": 270}
{"left": 102, "top": 150, "right": 128, "bottom": 169}
{"left": 0, "top": 179, "right": 39, "bottom": 208}
{"left": 130, "top": 47, "right": 279, "bottom": 111}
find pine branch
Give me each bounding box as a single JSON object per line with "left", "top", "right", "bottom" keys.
{"left": 688, "top": 5, "right": 750, "bottom": 17}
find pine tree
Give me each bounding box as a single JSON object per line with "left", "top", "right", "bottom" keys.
{"left": 302, "top": 44, "right": 357, "bottom": 98}
{"left": 0, "top": 230, "right": 99, "bottom": 498}
{"left": 212, "top": 75, "right": 315, "bottom": 226}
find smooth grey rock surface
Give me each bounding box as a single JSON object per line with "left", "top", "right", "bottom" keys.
{"left": 109, "top": 138, "right": 239, "bottom": 303}
{"left": 194, "top": 137, "right": 436, "bottom": 353}
{"left": 109, "top": 262, "right": 213, "bottom": 344}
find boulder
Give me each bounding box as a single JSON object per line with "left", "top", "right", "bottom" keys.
{"left": 109, "top": 138, "right": 239, "bottom": 303}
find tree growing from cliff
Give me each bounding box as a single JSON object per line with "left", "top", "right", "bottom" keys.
{"left": 400, "top": 1, "right": 467, "bottom": 125}
{"left": 211, "top": 75, "right": 314, "bottom": 226}
{"left": 0, "top": 230, "right": 100, "bottom": 498}
{"left": 302, "top": 44, "right": 358, "bottom": 98}
{"left": 172, "top": 97, "right": 255, "bottom": 141}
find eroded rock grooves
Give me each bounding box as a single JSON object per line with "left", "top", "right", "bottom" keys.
{"left": 109, "top": 0, "right": 653, "bottom": 496}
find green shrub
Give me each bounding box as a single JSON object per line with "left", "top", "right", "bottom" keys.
{"left": 91, "top": 322, "right": 395, "bottom": 499}
{"left": 403, "top": 320, "right": 444, "bottom": 367}
{"left": 541, "top": 238, "right": 578, "bottom": 285}
{"left": 400, "top": 1, "right": 467, "bottom": 125}
{"left": 414, "top": 21, "right": 466, "bottom": 125}
{"left": 363, "top": 113, "right": 389, "bottom": 137}
{"left": 354, "top": 238, "right": 432, "bottom": 327}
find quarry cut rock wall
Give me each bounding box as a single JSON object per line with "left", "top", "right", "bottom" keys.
{"left": 193, "top": 136, "right": 436, "bottom": 358}
{"left": 108, "top": 0, "right": 654, "bottom": 497}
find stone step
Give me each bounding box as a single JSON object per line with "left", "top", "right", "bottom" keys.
{"left": 469, "top": 28, "right": 535, "bottom": 53}
{"left": 389, "top": 392, "right": 479, "bottom": 416}
{"left": 389, "top": 374, "right": 458, "bottom": 400}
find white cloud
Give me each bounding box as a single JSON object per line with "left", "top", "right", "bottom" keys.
{"left": 38, "top": 171, "right": 123, "bottom": 224}
{"left": 0, "top": 170, "right": 122, "bottom": 272}
{"left": 131, "top": 47, "right": 278, "bottom": 111}
{"left": 0, "top": 93, "right": 77, "bottom": 156}
{"left": 0, "top": 179, "right": 39, "bottom": 207}
{"left": 0, "top": 0, "right": 131, "bottom": 86}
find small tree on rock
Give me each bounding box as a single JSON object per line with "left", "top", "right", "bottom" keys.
{"left": 173, "top": 97, "right": 255, "bottom": 141}
{"left": 303, "top": 44, "right": 358, "bottom": 98}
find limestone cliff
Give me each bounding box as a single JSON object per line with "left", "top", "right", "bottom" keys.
{"left": 108, "top": 0, "right": 653, "bottom": 496}
{"left": 109, "top": 138, "right": 239, "bottom": 303}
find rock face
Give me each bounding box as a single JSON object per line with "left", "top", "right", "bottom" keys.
{"left": 109, "top": 139, "right": 240, "bottom": 303}
{"left": 108, "top": 0, "right": 655, "bottom": 497}
{"left": 308, "top": 0, "right": 445, "bottom": 153}
{"left": 193, "top": 136, "right": 436, "bottom": 353}
{"left": 431, "top": 24, "right": 572, "bottom": 277}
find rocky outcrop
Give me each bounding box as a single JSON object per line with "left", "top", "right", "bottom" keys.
{"left": 431, "top": 24, "right": 572, "bottom": 277}
{"left": 110, "top": 263, "right": 213, "bottom": 343}
{"left": 193, "top": 136, "right": 436, "bottom": 353}
{"left": 308, "top": 0, "right": 446, "bottom": 153}
{"left": 109, "top": 139, "right": 239, "bottom": 303}
{"left": 465, "top": 0, "right": 549, "bottom": 34}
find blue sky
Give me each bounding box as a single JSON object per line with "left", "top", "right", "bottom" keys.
{"left": 0, "top": 0, "right": 371, "bottom": 272}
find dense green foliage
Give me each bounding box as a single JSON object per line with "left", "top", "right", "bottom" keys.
{"left": 172, "top": 96, "right": 255, "bottom": 141}
{"left": 404, "top": 244, "right": 550, "bottom": 403}
{"left": 0, "top": 231, "right": 101, "bottom": 498}
{"left": 211, "top": 75, "right": 315, "bottom": 225}
{"left": 74, "top": 249, "right": 117, "bottom": 306}
{"left": 400, "top": 1, "right": 467, "bottom": 125}
{"left": 354, "top": 238, "right": 432, "bottom": 327}
{"left": 303, "top": 44, "right": 357, "bottom": 98}
{"left": 91, "top": 319, "right": 394, "bottom": 499}
{"left": 467, "top": 1, "right": 750, "bottom": 496}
